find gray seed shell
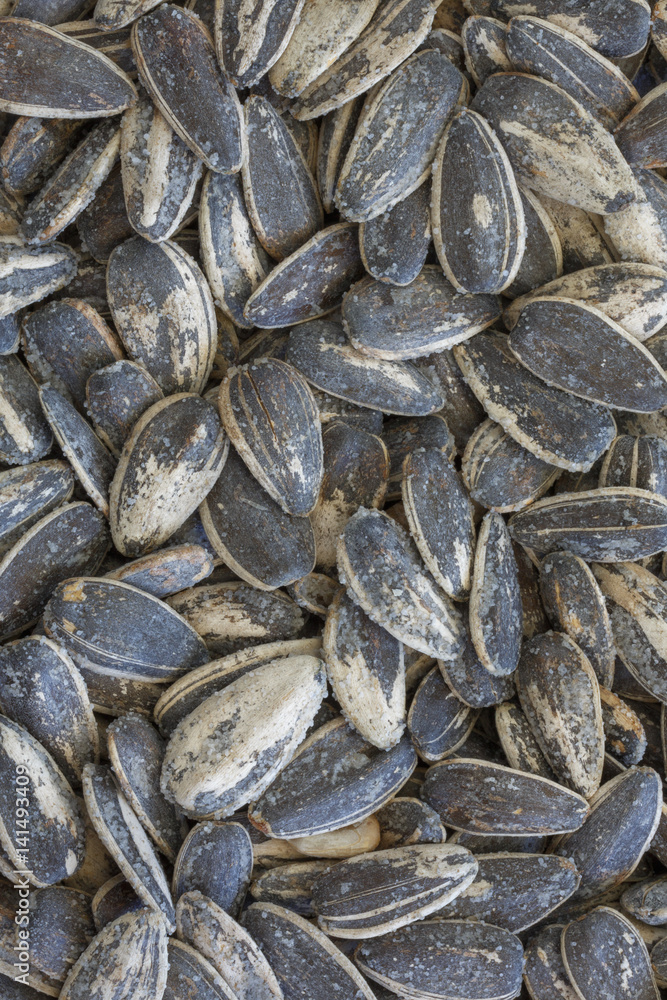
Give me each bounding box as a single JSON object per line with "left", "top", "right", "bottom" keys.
{"left": 248, "top": 717, "right": 417, "bottom": 838}
{"left": 461, "top": 15, "right": 511, "bottom": 86}
{"left": 359, "top": 179, "right": 431, "bottom": 287}
{"left": 523, "top": 923, "right": 580, "bottom": 1000}
{"left": 342, "top": 265, "right": 501, "bottom": 360}
{"left": 0, "top": 459, "right": 74, "bottom": 555}
{"left": 616, "top": 80, "right": 667, "bottom": 169}
{"left": 437, "top": 621, "right": 516, "bottom": 709}
{"left": 172, "top": 820, "right": 252, "bottom": 917}
{"left": 599, "top": 433, "right": 667, "bottom": 498}
{"left": 316, "top": 98, "right": 364, "bottom": 214}
{"left": 539, "top": 193, "right": 614, "bottom": 273}
{"left": 85, "top": 359, "right": 163, "bottom": 457}
{"left": 107, "top": 543, "right": 213, "bottom": 598}
{"left": 0, "top": 16, "right": 136, "bottom": 118}
{"left": 132, "top": 4, "right": 244, "bottom": 173}
{"left": 422, "top": 758, "right": 589, "bottom": 835}
{"left": 562, "top": 906, "right": 659, "bottom": 1000}
{"left": 505, "top": 185, "right": 563, "bottom": 299}
{"left": 469, "top": 511, "right": 522, "bottom": 677}
{"left": 495, "top": 699, "right": 555, "bottom": 779}
{"left": 164, "top": 938, "right": 238, "bottom": 1000}
{"left": 599, "top": 686, "right": 647, "bottom": 767}
{"left": 215, "top": 0, "right": 306, "bottom": 88}
{"left": 0, "top": 116, "right": 85, "bottom": 197}
{"left": 407, "top": 666, "right": 478, "bottom": 762}
{"left": 377, "top": 796, "right": 446, "bottom": 848}
{"left": 0, "top": 238, "right": 78, "bottom": 319}
{"left": 414, "top": 349, "right": 485, "bottom": 454}
{"left": 0, "top": 353, "right": 52, "bottom": 464}
{"left": 94, "top": 0, "right": 164, "bottom": 30}
{"left": 57, "top": 19, "right": 136, "bottom": 76}
{"left": 621, "top": 875, "right": 667, "bottom": 926}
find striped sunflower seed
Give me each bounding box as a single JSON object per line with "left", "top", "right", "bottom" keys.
{"left": 172, "top": 820, "right": 252, "bottom": 917}
{"left": 469, "top": 510, "right": 522, "bottom": 676}
{"left": 376, "top": 797, "right": 446, "bottom": 848}
{"left": 599, "top": 686, "right": 647, "bottom": 767}
{"left": 0, "top": 116, "right": 84, "bottom": 198}
{"left": 407, "top": 665, "right": 478, "bottom": 762}
{"left": 0, "top": 459, "right": 74, "bottom": 554}
{"left": 359, "top": 179, "right": 431, "bottom": 287}
{"left": 106, "top": 543, "right": 213, "bottom": 598}
{"left": 85, "top": 359, "right": 163, "bottom": 457}
{"left": 562, "top": 906, "right": 659, "bottom": 1000}
{"left": 495, "top": 699, "right": 556, "bottom": 779}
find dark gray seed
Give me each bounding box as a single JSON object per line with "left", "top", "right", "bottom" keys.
{"left": 509, "top": 297, "right": 667, "bottom": 412}
{"left": 600, "top": 434, "right": 667, "bottom": 499}
{"left": 622, "top": 876, "right": 667, "bottom": 925}
{"left": 432, "top": 107, "right": 525, "bottom": 294}
{"left": 93, "top": 0, "right": 163, "bottom": 30}
{"left": 219, "top": 358, "right": 322, "bottom": 516}
{"left": 20, "top": 119, "right": 120, "bottom": 245}
{"left": 504, "top": 186, "right": 562, "bottom": 299}
{"left": 653, "top": 935, "right": 667, "bottom": 987}
{"left": 107, "top": 713, "right": 185, "bottom": 861}
{"left": 215, "top": 0, "right": 304, "bottom": 88}
{"left": 471, "top": 72, "right": 639, "bottom": 214}
{"left": 110, "top": 393, "right": 227, "bottom": 557}
{"left": 436, "top": 853, "right": 580, "bottom": 932}
{"left": 505, "top": 261, "right": 667, "bottom": 342}
{"left": 172, "top": 820, "right": 252, "bottom": 916}
{"left": 509, "top": 488, "right": 667, "bottom": 561}
{"left": 164, "top": 938, "right": 236, "bottom": 1000}
{"left": 23, "top": 885, "right": 95, "bottom": 984}
{"left": 39, "top": 384, "right": 116, "bottom": 516}
{"left": 0, "top": 715, "right": 85, "bottom": 886}
{"left": 616, "top": 81, "right": 667, "bottom": 169}
{"left": 593, "top": 560, "right": 667, "bottom": 702}
{"left": 449, "top": 830, "right": 548, "bottom": 854}
{"left": 78, "top": 668, "right": 164, "bottom": 718}
{"left": 250, "top": 860, "right": 330, "bottom": 916}
{"left": 413, "top": 349, "right": 485, "bottom": 454}
{"left": 423, "top": 25, "right": 466, "bottom": 68}
{"left": 311, "top": 420, "right": 388, "bottom": 570}
{"left": 57, "top": 19, "right": 136, "bottom": 76}
{"left": 463, "top": 418, "right": 560, "bottom": 512}
{"left": 0, "top": 502, "right": 108, "bottom": 641}
{"left": 0, "top": 312, "right": 19, "bottom": 355}
{"left": 0, "top": 459, "right": 74, "bottom": 555}
{"left": 599, "top": 686, "right": 647, "bottom": 767}
{"left": 342, "top": 265, "right": 500, "bottom": 360}
{"left": 311, "top": 844, "right": 478, "bottom": 938}
{"left": 160, "top": 655, "right": 326, "bottom": 819}
{"left": 85, "top": 359, "right": 163, "bottom": 457}
{"left": 0, "top": 634, "right": 97, "bottom": 788}
{"left": 199, "top": 170, "right": 270, "bottom": 329}
{"left": 514, "top": 540, "right": 549, "bottom": 638}
{"left": 77, "top": 163, "right": 133, "bottom": 264}
{"left": 515, "top": 631, "right": 604, "bottom": 797}
{"left": 539, "top": 193, "right": 615, "bottom": 273}
{"left": 13, "top": 0, "right": 93, "bottom": 22}
{"left": 120, "top": 93, "right": 202, "bottom": 243}
{"left": 0, "top": 17, "right": 136, "bottom": 117}
{"left": 153, "top": 637, "right": 321, "bottom": 735}
{"left": 461, "top": 15, "right": 511, "bottom": 86}
{"left": 244, "top": 902, "right": 377, "bottom": 1000}
{"left": 244, "top": 222, "right": 365, "bottom": 328}
{"left": 408, "top": 666, "right": 478, "bottom": 762}
{"left": 316, "top": 97, "right": 364, "bottom": 214}
{"left": 540, "top": 550, "right": 614, "bottom": 686}
{"left": 287, "top": 572, "right": 338, "bottom": 616}
{"left": 455, "top": 333, "right": 616, "bottom": 471}
{"left": 200, "top": 445, "right": 315, "bottom": 590}
{"left": 82, "top": 764, "right": 175, "bottom": 930}
{"left": 506, "top": 16, "right": 639, "bottom": 129}
{"left": 359, "top": 180, "right": 431, "bottom": 287}
{"left": 355, "top": 919, "right": 524, "bottom": 1000}
{"left": 523, "top": 923, "right": 580, "bottom": 1000}
{"left": 469, "top": 511, "right": 522, "bottom": 677}
{"left": 92, "top": 875, "right": 143, "bottom": 931}
{"left": 107, "top": 544, "right": 213, "bottom": 598}
{"left": 292, "top": 0, "right": 438, "bottom": 120}
{"left": 43, "top": 576, "right": 209, "bottom": 682}
{"left": 249, "top": 718, "right": 417, "bottom": 838}
{"left": 383, "top": 414, "right": 455, "bottom": 500}
{"left": 562, "top": 906, "right": 659, "bottom": 1000}
{"left": 0, "top": 116, "right": 84, "bottom": 197}
{"left": 23, "top": 298, "right": 122, "bottom": 412}
{"left": 132, "top": 4, "right": 243, "bottom": 173}
{"left": 438, "top": 619, "right": 516, "bottom": 708}
{"left": 376, "top": 797, "right": 446, "bottom": 848}
{"left": 422, "top": 758, "right": 589, "bottom": 835}
{"left": 554, "top": 766, "right": 662, "bottom": 901}
{"left": 0, "top": 238, "right": 78, "bottom": 318}
{"left": 287, "top": 319, "right": 445, "bottom": 416}
{"left": 59, "top": 907, "right": 169, "bottom": 1000}
{"left": 324, "top": 590, "right": 405, "bottom": 749}
{"left": 336, "top": 50, "right": 463, "bottom": 222}
{"left": 243, "top": 94, "right": 322, "bottom": 261}
{"left": 495, "top": 699, "right": 556, "bottom": 778}
{"left": 338, "top": 506, "right": 463, "bottom": 659}
{"left": 107, "top": 236, "right": 216, "bottom": 396}
{"left": 0, "top": 352, "right": 52, "bottom": 463}
{"left": 403, "top": 447, "right": 474, "bottom": 600}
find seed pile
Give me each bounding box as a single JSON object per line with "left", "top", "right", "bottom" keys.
{"left": 2, "top": 0, "right": 667, "bottom": 997}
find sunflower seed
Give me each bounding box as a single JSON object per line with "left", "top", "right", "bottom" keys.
{"left": 562, "top": 906, "right": 659, "bottom": 1000}
{"left": 343, "top": 265, "right": 500, "bottom": 360}
{"left": 384, "top": 414, "right": 455, "bottom": 501}
{"left": 461, "top": 15, "right": 509, "bottom": 85}
{"left": 107, "top": 236, "right": 216, "bottom": 396}
{"left": 77, "top": 162, "right": 133, "bottom": 264}
{"left": 214, "top": 0, "right": 305, "bottom": 88}
{"left": 250, "top": 859, "right": 329, "bottom": 915}
{"left": 323, "top": 589, "right": 405, "bottom": 749}
{"left": 132, "top": 4, "right": 244, "bottom": 172}
{"left": 359, "top": 179, "right": 431, "bottom": 287}
{"left": 539, "top": 194, "right": 615, "bottom": 272}
{"left": 0, "top": 237, "right": 78, "bottom": 318}
{"left": 438, "top": 619, "right": 516, "bottom": 708}
{"left": 523, "top": 922, "right": 580, "bottom": 1000}
{"left": 92, "top": 875, "right": 143, "bottom": 931}
{"left": 172, "top": 820, "right": 252, "bottom": 916}
{"left": 58, "top": 19, "right": 136, "bottom": 75}
{"left": 106, "top": 543, "right": 213, "bottom": 598}
{"left": 599, "top": 686, "right": 647, "bottom": 767}
{"left": 471, "top": 72, "right": 638, "bottom": 214}
{"left": 0, "top": 459, "right": 74, "bottom": 555}
{"left": 462, "top": 418, "right": 559, "bottom": 513}
{"left": 292, "top": 0, "right": 438, "bottom": 120}
{"left": 616, "top": 81, "right": 667, "bottom": 169}
{"left": 176, "top": 891, "right": 284, "bottom": 1000}
{"left": 355, "top": 919, "right": 524, "bottom": 1000}
{"left": 0, "top": 16, "right": 136, "bottom": 117}
{"left": 0, "top": 352, "right": 52, "bottom": 464}
{"left": 316, "top": 97, "right": 364, "bottom": 214}
{"left": 504, "top": 185, "right": 563, "bottom": 299}
{"left": 422, "top": 758, "right": 589, "bottom": 835}
{"left": 59, "top": 907, "right": 168, "bottom": 1000}
{"left": 164, "top": 937, "right": 237, "bottom": 1000}
{"left": 408, "top": 666, "right": 478, "bottom": 762}
{"left": 249, "top": 717, "right": 416, "bottom": 838}
{"left": 0, "top": 117, "right": 84, "bottom": 197}
{"left": 85, "top": 359, "right": 163, "bottom": 457}
{"left": 495, "top": 699, "right": 555, "bottom": 779}
{"left": 469, "top": 511, "right": 522, "bottom": 677}
{"left": 376, "top": 797, "right": 446, "bottom": 849}
{"left": 539, "top": 550, "right": 614, "bottom": 686}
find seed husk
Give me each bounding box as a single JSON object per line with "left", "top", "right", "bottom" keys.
{"left": 599, "top": 686, "right": 647, "bottom": 767}
{"left": 504, "top": 185, "right": 563, "bottom": 299}
{"left": 0, "top": 459, "right": 74, "bottom": 555}
{"left": 422, "top": 758, "right": 590, "bottom": 835}
{"left": 93, "top": 873, "right": 142, "bottom": 930}
{"left": 249, "top": 717, "right": 417, "bottom": 838}
{"left": 562, "top": 906, "right": 659, "bottom": 1000}
{"left": 377, "top": 797, "right": 446, "bottom": 848}
{"left": 0, "top": 237, "right": 78, "bottom": 319}
{"left": 539, "top": 193, "right": 615, "bottom": 272}
{"left": 359, "top": 179, "right": 431, "bottom": 287}
{"left": 250, "top": 859, "right": 329, "bottom": 915}
{"left": 469, "top": 511, "right": 522, "bottom": 678}
{"left": 94, "top": 0, "right": 164, "bottom": 30}
{"left": 384, "top": 413, "right": 455, "bottom": 501}
{"left": 106, "top": 543, "right": 213, "bottom": 598}
{"left": 58, "top": 18, "right": 136, "bottom": 76}
{"left": 215, "top": 0, "right": 306, "bottom": 88}
{"left": 495, "top": 699, "right": 556, "bottom": 779}
{"left": 132, "top": 4, "right": 244, "bottom": 173}
{"left": 85, "top": 359, "right": 163, "bottom": 457}
{"left": 438, "top": 619, "right": 516, "bottom": 709}
{"left": 523, "top": 922, "right": 580, "bottom": 1000}
{"left": 616, "top": 80, "right": 667, "bottom": 169}
{"left": 172, "top": 820, "right": 252, "bottom": 917}
{"left": 599, "top": 433, "right": 667, "bottom": 498}
{"left": 0, "top": 16, "right": 137, "bottom": 118}
{"left": 0, "top": 352, "right": 52, "bottom": 465}
{"left": 0, "top": 116, "right": 84, "bottom": 197}
{"left": 164, "top": 937, "right": 237, "bottom": 1000}
{"left": 316, "top": 97, "right": 364, "bottom": 214}
{"left": 407, "top": 666, "right": 478, "bottom": 762}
